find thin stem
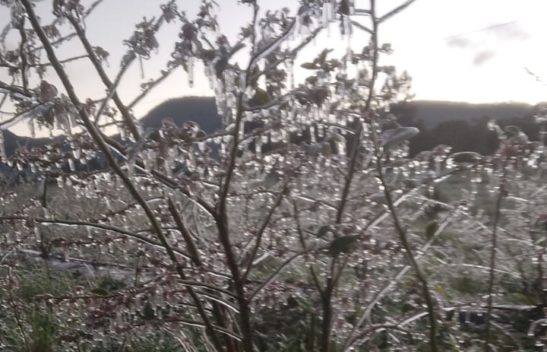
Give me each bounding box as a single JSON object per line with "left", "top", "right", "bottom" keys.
{"left": 0, "top": 80, "right": 30, "bottom": 98}
{"left": 320, "top": 1, "right": 381, "bottom": 349}
{"left": 66, "top": 15, "right": 140, "bottom": 140}
{"left": 484, "top": 161, "right": 507, "bottom": 351}
{"left": 18, "top": 21, "right": 29, "bottom": 93}
{"left": 168, "top": 198, "right": 202, "bottom": 267}
{"left": 0, "top": 215, "right": 190, "bottom": 259}
{"left": 127, "top": 66, "right": 176, "bottom": 109}
{"left": 213, "top": 4, "right": 260, "bottom": 352}
{"left": 242, "top": 182, "right": 287, "bottom": 281}
{"left": 376, "top": 163, "right": 439, "bottom": 351}
{"left": 249, "top": 248, "right": 315, "bottom": 300}
{"left": 6, "top": 269, "right": 30, "bottom": 352}
{"left": 0, "top": 103, "right": 45, "bottom": 128}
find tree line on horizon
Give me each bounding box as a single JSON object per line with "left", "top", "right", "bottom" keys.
{"left": 2, "top": 98, "right": 541, "bottom": 161}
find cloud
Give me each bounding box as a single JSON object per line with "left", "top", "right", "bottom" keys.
{"left": 445, "top": 21, "right": 529, "bottom": 51}
{"left": 486, "top": 22, "right": 529, "bottom": 40}
{"left": 473, "top": 50, "right": 495, "bottom": 66}
{"left": 446, "top": 36, "right": 474, "bottom": 49}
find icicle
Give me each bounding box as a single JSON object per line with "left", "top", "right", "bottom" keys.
{"left": 255, "top": 137, "right": 262, "bottom": 156}
{"left": 197, "top": 141, "right": 206, "bottom": 152}
{"left": 251, "top": 23, "right": 294, "bottom": 69}
{"left": 164, "top": 155, "right": 173, "bottom": 177}
{"left": 187, "top": 56, "right": 194, "bottom": 87}
{"left": 287, "top": 58, "right": 295, "bottom": 89}
{"left": 127, "top": 160, "right": 134, "bottom": 178}
{"left": 270, "top": 129, "right": 279, "bottom": 143}
{"left": 317, "top": 124, "right": 325, "bottom": 138}
{"left": 142, "top": 149, "right": 152, "bottom": 171}
{"left": 205, "top": 63, "right": 215, "bottom": 89}
{"left": 239, "top": 71, "right": 246, "bottom": 92}
{"left": 280, "top": 129, "right": 288, "bottom": 143}
{"left": 68, "top": 158, "right": 76, "bottom": 171}
{"left": 337, "top": 141, "right": 346, "bottom": 156}
{"left": 120, "top": 126, "right": 127, "bottom": 141}
{"left": 0, "top": 129, "right": 5, "bottom": 161}
{"left": 72, "top": 146, "right": 81, "bottom": 159}
{"left": 53, "top": 115, "right": 60, "bottom": 130}
{"left": 309, "top": 125, "right": 316, "bottom": 143}
{"left": 345, "top": 15, "right": 353, "bottom": 37}
{"left": 322, "top": 2, "right": 329, "bottom": 28}
{"left": 28, "top": 118, "right": 36, "bottom": 138}
{"left": 239, "top": 121, "right": 245, "bottom": 139}
{"left": 139, "top": 55, "right": 145, "bottom": 79}
{"left": 67, "top": 114, "right": 74, "bottom": 135}
{"left": 291, "top": 16, "right": 300, "bottom": 40}
{"left": 34, "top": 226, "right": 41, "bottom": 242}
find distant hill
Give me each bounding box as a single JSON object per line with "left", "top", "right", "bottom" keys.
{"left": 141, "top": 98, "right": 540, "bottom": 132}
{"left": 140, "top": 96, "right": 220, "bottom": 133}
{"left": 393, "top": 100, "right": 536, "bottom": 129}
{"left": 391, "top": 100, "right": 543, "bottom": 155}
{"left": 1, "top": 129, "right": 59, "bottom": 158}
{"left": 1, "top": 98, "right": 543, "bottom": 158}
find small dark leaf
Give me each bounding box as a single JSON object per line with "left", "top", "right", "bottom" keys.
{"left": 328, "top": 235, "right": 358, "bottom": 256}
{"left": 338, "top": 0, "right": 350, "bottom": 15}
{"left": 305, "top": 76, "right": 319, "bottom": 85}
{"left": 90, "top": 288, "right": 108, "bottom": 296}
{"left": 504, "top": 125, "right": 521, "bottom": 137}
{"left": 425, "top": 221, "right": 438, "bottom": 239}
{"left": 248, "top": 87, "right": 270, "bottom": 107}
{"left": 317, "top": 225, "right": 332, "bottom": 238}
{"left": 195, "top": 130, "right": 206, "bottom": 139}
{"left": 321, "top": 142, "right": 333, "bottom": 156}
{"left": 142, "top": 301, "right": 155, "bottom": 320}
{"left": 181, "top": 23, "right": 196, "bottom": 41}
{"left": 301, "top": 62, "right": 318, "bottom": 70}
{"left": 317, "top": 49, "right": 333, "bottom": 65}
{"left": 309, "top": 87, "right": 330, "bottom": 106}
{"left": 93, "top": 46, "right": 110, "bottom": 62}
{"left": 38, "top": 80, "right": 58, "bottom": 103}
{"left": 449, "top": 151, "right": 482, "bottom": 164}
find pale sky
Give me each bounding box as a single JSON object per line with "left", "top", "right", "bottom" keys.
{"left": 1, "top": 0, "right": 547, "bottom": 135}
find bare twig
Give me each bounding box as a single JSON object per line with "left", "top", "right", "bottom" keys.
{"left": 213, "top": 4, "right": 261, "bottom": 352}
{"left": 484, "top": 160, "right": 508, "bottom": 351}
{"left": 242, "top": 182, "right": 288, "bottom": 280}
{"left": 378, "top": 0, "right": 416, "bottom": 23}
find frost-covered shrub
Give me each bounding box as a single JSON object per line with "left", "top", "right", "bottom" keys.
{"left": 1, "top": 1, "right": 546, "bottom": 351}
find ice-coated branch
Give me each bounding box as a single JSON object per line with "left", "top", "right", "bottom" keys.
{"left": 20, "top": 1, "right": 225, "bottom": 349}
